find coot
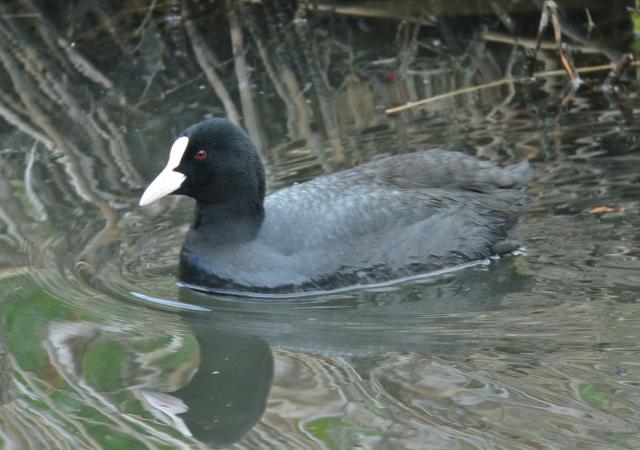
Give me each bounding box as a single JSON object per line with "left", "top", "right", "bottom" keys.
{"left": 140, "top": 118, "right": 533, "bottom": 294}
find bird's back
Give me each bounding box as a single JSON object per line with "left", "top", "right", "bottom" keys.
{"left": 182, "top": 150, "right": 533, "bottom": 293}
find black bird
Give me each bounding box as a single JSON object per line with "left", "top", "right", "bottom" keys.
{"left": 140, "top": 118, "right": 533, "bottom": 294}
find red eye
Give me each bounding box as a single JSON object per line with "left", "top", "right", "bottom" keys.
{"left": 194, "top": 150, "right": 208, "bottom": 160}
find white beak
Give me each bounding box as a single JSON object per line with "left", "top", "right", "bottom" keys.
{"left": 139, "top": 136, "right": 190, "bottom": 206}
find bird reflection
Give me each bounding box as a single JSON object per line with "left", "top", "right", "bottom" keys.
{"left": 172, "top": 319, "right": 273, "bottom": 447}
{"left": 0, "top": 252, "right": 529, "bottom": 448}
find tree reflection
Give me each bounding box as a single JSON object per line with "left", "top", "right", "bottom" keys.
{"left": 0, "top": 0, "right": 634, "bottom": 447}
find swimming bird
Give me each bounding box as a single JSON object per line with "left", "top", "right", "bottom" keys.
{"left": 140, "top": 118, "right": 533, "bottom": 294}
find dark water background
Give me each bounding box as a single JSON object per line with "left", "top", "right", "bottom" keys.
{"left": 0, "top": 1, "right": 639, "bottom": 448}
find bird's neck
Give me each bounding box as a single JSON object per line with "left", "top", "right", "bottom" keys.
{"left": 190, "top": 199, "right": 265, "bottom": 244}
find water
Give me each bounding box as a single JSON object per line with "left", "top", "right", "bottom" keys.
{"left": 0, "top": 1, "right": 639, "bottom": 448}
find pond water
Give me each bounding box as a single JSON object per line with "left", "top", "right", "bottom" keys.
{"left": 0, "top": 1, "right": 639, "bottom": 449}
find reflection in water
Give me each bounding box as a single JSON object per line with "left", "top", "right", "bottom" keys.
{"left": 0, "top": 0, "right": 639, "bottom": 448}
{"left": 0, "top": 276, "right": 201, "bottom": 448}
{"left": 174, "top": 322, "right": 273, "bottom": 447}
{"left": 0, "top": 273, "right": 274, "bottom": 448}
{"left": 177, "top": 260, "right": 532, "bottom": 357}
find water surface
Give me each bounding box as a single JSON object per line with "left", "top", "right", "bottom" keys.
{"left": 0, "top": 1, "right": 639, "bottom": 449}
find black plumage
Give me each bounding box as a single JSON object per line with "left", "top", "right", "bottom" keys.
{"left": 141, "top": 118, "right": 533, "bottom": 294}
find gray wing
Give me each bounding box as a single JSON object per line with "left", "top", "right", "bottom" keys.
{"left": 329, "top": 149, "right": 532, "bottom": 191}
{"left": 263, "top": 150, "right": 531, "bottom": 248}
{"left": 256, "top": 150, "right": 532, "bottom": 283}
